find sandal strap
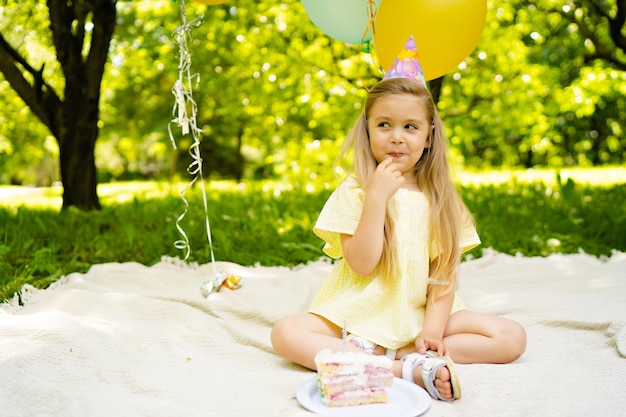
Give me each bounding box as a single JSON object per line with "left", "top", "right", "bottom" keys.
{"left": 401, "top": 351, "right": 461, "bottom": 402}
{"left": 422, "top": 356, "right": 447, "bottom": 401}
{"left": 401, "top": 353, "right": 425, "bottom": 384}
{"left": 346, "top": 335, "right": 397, "bottom": 359}
{"left": 345, "top": 335, "right": 376, "bottom": 353}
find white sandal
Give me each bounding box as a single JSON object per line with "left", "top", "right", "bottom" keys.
{"left": 346, "top": 335, "right": 398, "bottom": 360}
{"left": 401, "top": 351, "right": 461, "bottom": 401}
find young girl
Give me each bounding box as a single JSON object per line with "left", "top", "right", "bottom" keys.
{"left": 271, "top": 37, "right": 526, "bottom": 401}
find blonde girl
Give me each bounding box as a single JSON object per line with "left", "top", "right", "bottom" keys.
{"left": 271, "top": 70, "right": 526, "bottom": 401}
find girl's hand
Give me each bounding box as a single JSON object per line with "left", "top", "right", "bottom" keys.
{"left": 415, "top": 333, "right": 448, "bottom": 357}
{"left": 367, "top": 158, "right": 404, "bottom": 201}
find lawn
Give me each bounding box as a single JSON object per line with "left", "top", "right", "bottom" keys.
{"left": 1, "top": 167, "right": 625, "bottom": 302}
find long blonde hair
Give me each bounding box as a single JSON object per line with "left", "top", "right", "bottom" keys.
{"left": 336, "top": 77, "right": 474, "bottom": 295}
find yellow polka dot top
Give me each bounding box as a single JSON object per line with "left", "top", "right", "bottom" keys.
{"left": 310, "top": 177, "right": 480, "bottom": 350}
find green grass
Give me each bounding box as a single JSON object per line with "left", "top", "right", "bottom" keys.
{"left": 1, "top": 168, "right": 625, "bottom": 303}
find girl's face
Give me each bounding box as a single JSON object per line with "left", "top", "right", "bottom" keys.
{"left": 367, "top": 93, "right": 431, "bottom": 181}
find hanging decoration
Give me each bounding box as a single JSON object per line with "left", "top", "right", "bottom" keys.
{"left": 300, "top": 0, "right": 487, "bottom": 81}
{"left": 374, "top": 0, "right": 487, "bottom": 80}
{"left": 168, "top": 0, "right": 241, "bottom": 297}
{"left": 300, "top": 0, "right": 382, "bottom": 45}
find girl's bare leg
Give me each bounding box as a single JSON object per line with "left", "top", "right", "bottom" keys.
{"left": 272, "top": 313, "right": 455, "bottom": 399}
{"left": 394, "top": 310, "right": 526, "bottom": 364}
{"left": 271, "top": 310, "right": 525, "bottom": 401}
{"left": 391, "top": 310, "right": 526, "bottom": 399}
{"left": 271, "top": 313, "right": 366, "bottom": 370}
{"left": 442, "top": 310, "right": 527, "bottom": 364}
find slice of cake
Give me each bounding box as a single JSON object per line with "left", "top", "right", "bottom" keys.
{"left": 314, "top": 348, "right": 394, "bottom": 407}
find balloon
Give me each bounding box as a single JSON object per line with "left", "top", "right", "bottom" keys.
{"left": 193, "top": 0, "right": 229, "bottom": 4}
{"left": 301, "top": 0, "right": 382, "bottom": 45}
{"left": 374, "top": 0, "right": 487, "bottom": 80}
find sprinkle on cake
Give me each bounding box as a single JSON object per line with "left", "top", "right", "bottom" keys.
{"left": 314, "top": 348, "right": 395, "bottom": 407}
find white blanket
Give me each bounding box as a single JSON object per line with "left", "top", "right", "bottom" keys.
{"left": 1, "top": 250, "right": 625, "bottom": 417}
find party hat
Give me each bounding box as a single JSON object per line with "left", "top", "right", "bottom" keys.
{"left": 383, "top": 35, "right": 427, "bottom": 89}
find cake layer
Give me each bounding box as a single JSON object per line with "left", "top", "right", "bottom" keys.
{"left": 317, "top": 367, "right": 393, "bottom": 395}
{"left": 324, "top": 388, "right": 388, "bottom": 407}
{"left": 315, "top": 348, "right": 394, "bottom": 370}
{"left": 314, "top": 349, "right": 394, "bottom": 407}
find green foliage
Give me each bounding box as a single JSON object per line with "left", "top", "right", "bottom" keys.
{"left": 0, "top": 180, "right": 330, "bottom": 302}
{"left": 441, "top": 0, "right": 626, "bottom": 168}
{"left": 98, "top": 0, "right": 374, "bottom": 183}
{"left": 0, "top": 1, "right": 63, "bottom": 185}
{"left": 462, "top": 177, "right": 626, "bottom": 258}
{"left": 1, "top": 0, "right": 625, "bottom": 187}
{"left": 1, "top": 172, "right": 625, "bottom": 302}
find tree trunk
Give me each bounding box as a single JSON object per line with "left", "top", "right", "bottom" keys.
{"left": 428, "top": 76, "right": 444, "bottom": 105}
{"left": 0, "top": 0, "right": 116, "bottom": 210}
{"left": 58, "top": 103, "right": 101, "bottom": 210}
{"left": 234, "top": 121, "right": 245, "bottom": 182}
{"left": 49, "top": 0, "right": 116, "bottom": 210}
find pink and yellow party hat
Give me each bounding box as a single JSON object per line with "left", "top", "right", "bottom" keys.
{"left": 383, "top": 35, "right": 427, "bottom": 89}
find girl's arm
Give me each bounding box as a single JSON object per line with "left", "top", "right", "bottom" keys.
{"left": 340, "top": 193, "right": 387, "bottom": 275}
{"left": 415, "top": 260, "right": 456, "bottom": 356}
{"left": 341, "top": 158, "right": 404, "bottom": 276}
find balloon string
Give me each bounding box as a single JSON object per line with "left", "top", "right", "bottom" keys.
{"left": 168, "top": 0, "right": 218, "bottom": 279}
{"left": 363, "top": 0, "right": 377, "bottom": 47}
{"left": 358, "top": 0, "right": 383, "bottom": 92}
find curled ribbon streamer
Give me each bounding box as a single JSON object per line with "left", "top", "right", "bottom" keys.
{"left": 168, "top": 0, "right": 220, "bottom": 282}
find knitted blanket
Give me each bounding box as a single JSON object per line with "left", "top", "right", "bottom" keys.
{"left": 1, "top": 250, "right": 625, "bottom": 417}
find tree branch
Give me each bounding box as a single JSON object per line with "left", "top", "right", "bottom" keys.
{"left": 585, "top": 0, "right": 611, "bottom": 20}
{"left": 86, "top": 0, "right": 117, "bottom": 99}
{"left": 0, "top": 33, "right": 62, "bottom": 133}
{"left": 549, "top": 0, "right": 626, "bottom": 70}
{"left": 584, "top": 51, "right": 626, "bottom": 70}
{"left": 47, "top": 0, "right": 82, "bottom": 82}
{"left": 567, "top": 4, "right": 625, "bottom": 69}
{"left": 610, "top": 0, "right": 626, "bottom": 50}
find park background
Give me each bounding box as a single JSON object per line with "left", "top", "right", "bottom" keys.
{"left": 0, "top": 0, "right": 625, "bottom": 301}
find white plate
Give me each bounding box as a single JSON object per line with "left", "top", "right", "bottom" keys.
{"left": 296, "top": 377, "right": 431, "bottom": 417}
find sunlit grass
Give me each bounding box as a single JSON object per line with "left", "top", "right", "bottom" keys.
{"left": 0, "top": 185, "right": 63, "bottom": 209}
{"left": 1, "top": 167, "right": 625, "bottom": 302}
{"left": 2, "top": 167, "right": 625, "bottom": 209}
{"left": 0, "top": 181, "right": 177, "bottom": 209}
{"left": 456, "top": 166, "right": 626, "bottom": 186}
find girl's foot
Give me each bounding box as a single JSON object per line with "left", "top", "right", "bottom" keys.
{"left": 401, "top": 352, "right": 461, "bottom": 401}
{"left": 418, "top": 364, "right": 452, "bottom": 399}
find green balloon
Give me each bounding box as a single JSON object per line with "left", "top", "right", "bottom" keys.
{"left": 301, "top": 0, "right": 382, "bottom": 45}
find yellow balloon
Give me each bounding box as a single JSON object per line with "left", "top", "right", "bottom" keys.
{"left": 192, "top": 0, "right": 229, "bottom": 4}
{"left": 374, "top": 0, "right": 487, "bottom": 80}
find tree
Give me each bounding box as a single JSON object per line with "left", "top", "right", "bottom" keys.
{"left": 440, "top": 0, "right": 626, "bottom": 168}
{"left": 0, "top": 0, "right": 116, "bottom": 209}
{"left": 101, "top": 1, "right": 376, "bottom": 185}
{"left": 1, "top": 0, "right": 624, "bottom": 191}
{"left": 522, "top": 0, "right": 626, "bottom": 70}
